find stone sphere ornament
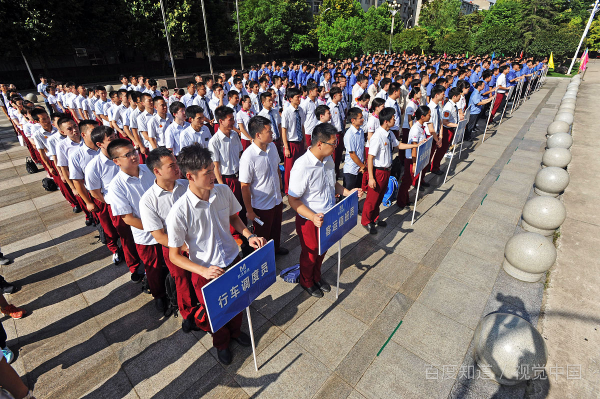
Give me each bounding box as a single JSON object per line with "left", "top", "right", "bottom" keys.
{"left": 546, "top": 121, "right": 570, "bottom": 136}
{"left": 522, "top": 196, "right": 567, "bottom": 236}
{"left": 25, "top": 93, "right": 37, "bottom": 102}
{"left": 542, "top": 148, "right": 572, "bottom": 169}
{"left": 546, "top": 133, "right": 573, "bottom": 149}
{"left": 503, "top": 232, "right": 557, "bottom": 282}
{"left": 534, "top": 167, "right": 570, "bottom": 197}
{"left": 554, "top": 112, "right": 574, "bottom": 125}
{"left": 559, "top": 103, "right": 576, "bottom": 112}
{"left": 104, "top": 85, "right": 114, "bottom": 93}
{"left": 473, "top": 313, "right": 548, "bottom": 385}
{"left": 560, "top": 98, "right": 576, "bottom": 106}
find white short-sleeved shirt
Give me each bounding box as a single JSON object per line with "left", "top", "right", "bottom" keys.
{"left": 343, "top": 125, "right": 365, "bottom": 175}
{"left": 85, "top": 151, "right": 120, "bottom": 195}
{"left": 47, "top": 131, "right": 65, "bottom": 159}
{"left": 236, "top": 109, "right": 255, "bottom": 141}
{"left": 181, "top": 93, "right": 197, "bottom": 107}
{"left": 69, "top": 145, "right": 100, "bottom": 181}
{"left": 140, "top": 179, "right": 189, "bottom": 233}
{"left": 47, "top": 94, "right": 58, "bottom": 107}
{"left": 56, "top": 138, "right": 82, "bottom": 167}
{"left": 406, "top": 122, "right": 427, "bottom": 159}
{"left": 258, "top": 108, "right": 281, "bottom": 140}
{"left": 192, "top": 95, "right": 212, "bottom": 116}
{"left": 137, "top": 110, "right": 155, "bottom": 148}
{"left": 180, "top": 125, "right": 212, "bottom": 149}
{"left": 32, "top": 126, "right": 57, "bottom": 151}
{"left": 128, "top": 108, "right": 142, "bottom": 129}
{"left": 111, "top": 104, "right": 128, "bottom": 129}
{"left": 442, "top": 100, "right": 459, "bottom": 125}
{"left": 328, "top": 101, "right": 345, "bottom": 132}
{"left": 147, "top": 113, "right": 173, "bottom": 147}
{"left": 37, "top": 82, "right": 48, "bottom": 96}
{"left": 164, "top": 121, "right": 189, "bottom": 155}
{"left": 281, "top": 106, "right": 305, "bottom": 142}
{"left": 369, "top": 127, "right": 399, "bottom": 168}
{"left": 249, "top": 93, "right": 261, "bottom": 114}
{"left": 300, "top": 97, "right": 318, "bottom": 137}
{"left": 239, "top": 142, "right": 282, "bottom": 210}
{"left": 496, "top": 74, "right": 507, "bottom": 94}
{"left": 428, "top": 101, "right": 443, "bottom": 134}
{"left": 208, "top": 130, "right": 243, "bottom": 176}
{"left": 403, "top": 100, "right": 418, "bottom": 129}
{"left": 288, "top": 149, "right": 336, "bottom": 217}
{"left": 385, "top": 97, "right": 401, "bottom": 130}
{"left": 166, "top": 185, "right": 241, "bottom": 268}
{"left": 23, "top": 122, "right": 36, "bottom": 138}
{"left": 108, "top": 164, "right": 157, "bottom": 246}
{"left": 209, "top": 97, "right": 221, "bottom": 115}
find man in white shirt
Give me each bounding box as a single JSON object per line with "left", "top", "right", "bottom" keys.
{"left": 300, "top": 82, "right": 318, "bottom": 148}
{"left": 426, "top": 85, "right": 445, "bottom": 177}
{"left": 280, "top": 87, "right": 306, "bottom": 194}
{"left": 236, "top": 96, "right": 254, "bottom": 150}
{"left": 136, "top": 93, "right": 156, "bottom": 158}
{"left": 488, "top": 65, "right": 510, "bottom": 124}
{"left": 147, "top": 96, "right": 173, "bottom": 149}
{"left": 351, "top": 75, "right": 368, "bottom": 107}
{"left": 94, "top": 86, "right": 111, "bottom": 127}
{"left": 107, "top": 139, "right": 167, "bottom": 311}
{"left": 51, "top": 115, "right": 84, "bottom": 212}
{"left": 192, "top": 82, "right": 214, "bottom": 125}
{"left": 288, "top": 123, "right": 361, "bottom": 297}
{"left": 257, "top": 92, "right": 282, "bottom": 156}
{"left": 362, "top": 108, "right": 419, "bottom": 234}
{"left": 164, "top": 101, "right": 189, "bottom": 156}
{"left": 208, "top": 84, "right": 225, "bottom": 125}
{"left": 327, "top": 86, "right": 345, "bottom": 176}
{"left": 432, "top": 87, "right": 462, "bottom": 174}
{"left": 180, "top": 105, "right": 212, "bottom": 149}
{"left": 140, "top": 147, "right": 198, "bottom": 332}
{"left": 240, "top": 116, "right": 288, "bottom": 256}
{"left": 87, "top": 128, "right": 141, "bottom": 274}
{"left": 385, "top": 82, "right": 403, "bottom": 141}
{"left": 167, "top": 143, "right": 265, "bottom": 364}
{"left": 37, "top": 74, "right": 50, "bottom": 114}
{"left": 181, "top": 81, "right": 197, "bottom": 107}
{"left": 119, "top": 75, "right": 132, "bottom": 91}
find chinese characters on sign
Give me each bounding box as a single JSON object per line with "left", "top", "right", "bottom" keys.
{"left": 202, "top": 240, "right": 276, "bottom": 333}
{"left": 318, "top": 191, "right": 359, "bottom": 255}
{"left": 415, "top": 137, "right": 433, "bottom": 176}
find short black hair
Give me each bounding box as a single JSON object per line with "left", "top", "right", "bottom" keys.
{"left": 107, "top": 138, "right": 134, "bottom": 160}
{"left": 449, "top": 87, "right": 461, "bottom": 99}
{"left": 57, "top": 116, "right": 74, "bottom": 128}
{"left": 79, "top": 119, "right": 99, "bottom": 135}
{"left": 431, "top": 85, "right": 445, "bottom": 98}
{"left": 415, "top": 105, "right": 430, "bottom": 120}
{"left": 185, "top": 105, "right": 204, "bottom": 119}
{"left": 227, "top": 90, "right": 240, "bottom": 100}
{"left": 315, "top": 105, "right": 330, "bottom": 119}
{"left": 30, "top": 108, "right": 48, "bottom": 122}
{"left": 260, "top": 91, "right": 272, "bottom": 104}
{"left": 170, "top": 101, "right": 185, "bottom": 116}
{"left": 248, "top": 115, "right": 271, "bottom": 139}
{"left": 177, "top": 143, "right": 213, "bottom": 176}
{"left": 153, "top": 95, "right": 166, "bottom": 104}
{"left": 214, "top": 106, "right": 234, "bottom": 123}
{"left": 91, "top": 125, "right": 115, "bottom": 146}
{"left": 146, "top": 147, "right": 174, "bottom": 172}
{"left": 312, "top": 122, "right": 337, "bottom": 144}
{"left": 347, "top": 107, "right": 362, "bottom": 122}
{"left": 369, "top": 97, "right": 386, "bottom": 113}
{"left": 379, "top": 107, "right": 395, "bottom": 123}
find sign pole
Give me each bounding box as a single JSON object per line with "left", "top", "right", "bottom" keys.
{"left": 336, "top": 241, "right": 341, "bottom": 299}
{"left": 246, "top": 307, "right": 258, "bottom": 371}
{"left": 498, "top": 86, "right": 513, "bottom": 126}
{"left": 482, "top": 94, "right": 496, "bottom": 142}
{"left": 410, "top": 173, "right": 422, "bottom": 225}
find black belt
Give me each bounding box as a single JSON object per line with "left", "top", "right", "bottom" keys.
{"left": 288, "top": 140, "right": 302, "bottom": 144}
{"left": 222, "top": 173, "right": 239, "bottom": 179}
{"left": 374, "top": 166, "right": 391, "bottom": 171}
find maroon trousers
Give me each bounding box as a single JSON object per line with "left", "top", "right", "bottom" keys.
{"left": 191, "top": 257, "right": 243, "bottom": 350}
{"left": 331, "top": 132, "right": 344, "bottom": 177}
{"left": 47, "top": 160, "right": 79, "bottom": 209}
{"left": 488, "top": 93, "right": 505, "bottom": 123}
{"left": 296, "top": 215, "right": 326, "bottom": 289}
{"left": 241, "top": 139, "right": 252, "bottom": 151}
{"left": 223, "top": 176, "right": 246, "bottom": 240}
{"left": 24, "top": 136, "right": 42, "bottom": 164}
{"left": 284, "top": 140, "right": 304, "bottom": 194}
{"left": 397, "top": 158, "right": 421, "bottom": 208}
{"left": 305, "top": 134, "right": 312, "bottom": 148}
{"left": 111, "top": 214, "right": 141, "bottom": 274}
{"left": 93, "top": 199, "right": 120, "bottom": 255}
{"left": 361, "top": 168, "right": 390, "bottom": 226}
{"left": 431, "top": 127, "right": 454, "bottom": 173}
{"left": 161, "top": 246, "right": 194, "bottom": 320}
{"left": 401, "top": 128, "right": 410, "bottom": 144}
{"left": 135, "top": 243, "right": 166, "bottom": 299}
{"left": 254, "top": 202, "right": 283, "bottom": 251}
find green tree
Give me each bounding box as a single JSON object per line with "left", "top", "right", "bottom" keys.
{"left": 237, "top": 0, "right": 312, "bottom": 54}
{"left": 318, "top": 16, "right": 366, "bottom": 58}
{"left": 587, "top": 19, "right": 600, "bottom": 52}
{"left": 418, "top": 0, "right": 462, "bottom": 36}
{"left": 391, "top": 27, "right": 431, "bottom": 53}
{"left": 528, "top": 24, "right": 581, "bottom": 62}
{"left": 434, "top": 30, "right": 471, "bottom": 54}
{"left": 472, "top": 25, "right": 521, "bottom": 55}
{"left": 362, "top": 31, "right": 389, "bottom": 54}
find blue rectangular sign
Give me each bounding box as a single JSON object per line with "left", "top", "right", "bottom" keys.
{"left": 415, "top": 137, "right": 433, "bottom": 175}
{"left": 454, "top": 119, "right": 467, "bottom": 144}
{"left": 202, "top": 240, "right": 276, "bottom": 333}
{"left": 318, "top": 190, "right": 359, "bottom": 255}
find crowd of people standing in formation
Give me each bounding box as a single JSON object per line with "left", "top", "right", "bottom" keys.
{"left": 0, "top": 52, "right": 547, "bottom": 377}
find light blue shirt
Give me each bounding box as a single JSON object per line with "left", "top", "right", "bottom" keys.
{"left": 468, "top": 88, "right": 483, "bottom": 115}
{"left": 343, "top": 125, "right": 365, "bottom": 175}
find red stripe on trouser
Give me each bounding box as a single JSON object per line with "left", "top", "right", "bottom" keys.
{"left": 361, "top": 147, "right": 369, "bottom": 193}
{"left": 135, "top": 243, "right": 166, "bottom": 298}
{"left": 241, "top": 139, "right": 251, "bottom": 151}
{"left": 138, "top": 148, "right": 149, "bottom": 165}
{"left": 23, "top": 136, "right": 42, "bottom": 164}
{"left": 305, "top": 134, "right": 312, "bottom": 148}
{"left": 161, "top": 246, "right": 194, "bottom": 320}
{"left": 191, "top": 257, "right": 243, "bottom": 350}
{"left": 111, "top": 213, "right": 141, "bottom": 274}
{"left": 488, "top": 93, "right": 505, "bottom": 123}
{"left": 361, "top": 169, "right": 390, "bottom": 226}
{"left": 254, "top": 202, "right": 283, "bottom": 251}
{"left": 93, "top": 199, "right": 120, "bottom": 254}
{"left": 396, "top": 158, "right": 421, "bottom": 207}
{"left": 49, "top": 161, "right": 79, "bottom": 208}
{"left": 284, "top": 141, "right": 305, "bottom": 194}
{"left": 431, "top": 127, "right": 454, "bottom": 172}
{"left": 295, "top": 215, "right": 326, "bottom": 289}
{"left": 223, "top": 176, "right": 246, "bottom": 240}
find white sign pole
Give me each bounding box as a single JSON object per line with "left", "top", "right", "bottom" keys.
{"left": 567, "top": 0, "right": 599, "bottom": 75}
{"left": 410, "top": 144, "right": 423, "bottom": 226}
{"left": 443, "top": 134, "right": 458, "bottom": 185}
{"left": 498, "top": 86, "right": 513, "bottom": 126}
{"left": 336, "top": 241, "right": 341, "bottom": 299}
{"left": 246, "top": 307, "right": 258, "bottom": 371}
{"left": 509, "top": 80, "right": 522, "bottom": 116}
{"left": 482, "top": 94, "right": 496, "bottom": 143}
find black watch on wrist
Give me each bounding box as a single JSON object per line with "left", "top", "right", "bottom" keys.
{"left": 248, "top": 234, "right": 257, "bottom": 240}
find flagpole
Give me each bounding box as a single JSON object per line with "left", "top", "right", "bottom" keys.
{"left": 567, "top": 0, "right": 599, "bottom": 75}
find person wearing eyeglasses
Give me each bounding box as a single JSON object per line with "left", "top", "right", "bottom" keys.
{"left": 288, "top": 123, "right": 362, "bottom": 298}
{"left": 107, "top": 138, "right": 168, "bottom": 313}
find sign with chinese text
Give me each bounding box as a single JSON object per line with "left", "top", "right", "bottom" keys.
{"left": 415, "top": 137, "right": 433, "bottom": 176}
{"left": 202, "top": 240, "right": 276, "bottom": 333}
{"left": 318, "top": 191, "right": 359, "bottom": 255}
{"left": 454, "top": 119, "right": 467, "bottom": 144}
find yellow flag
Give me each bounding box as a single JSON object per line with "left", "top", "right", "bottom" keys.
{"left": 421, "top": 49, "right": 424, "bottom": 56}
{"left": 549, "top": 52, "right": 555, "bottom": 69}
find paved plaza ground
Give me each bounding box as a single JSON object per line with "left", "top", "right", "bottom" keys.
{"left": 0, "top": 63, "right": 599, "bottom": 398}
